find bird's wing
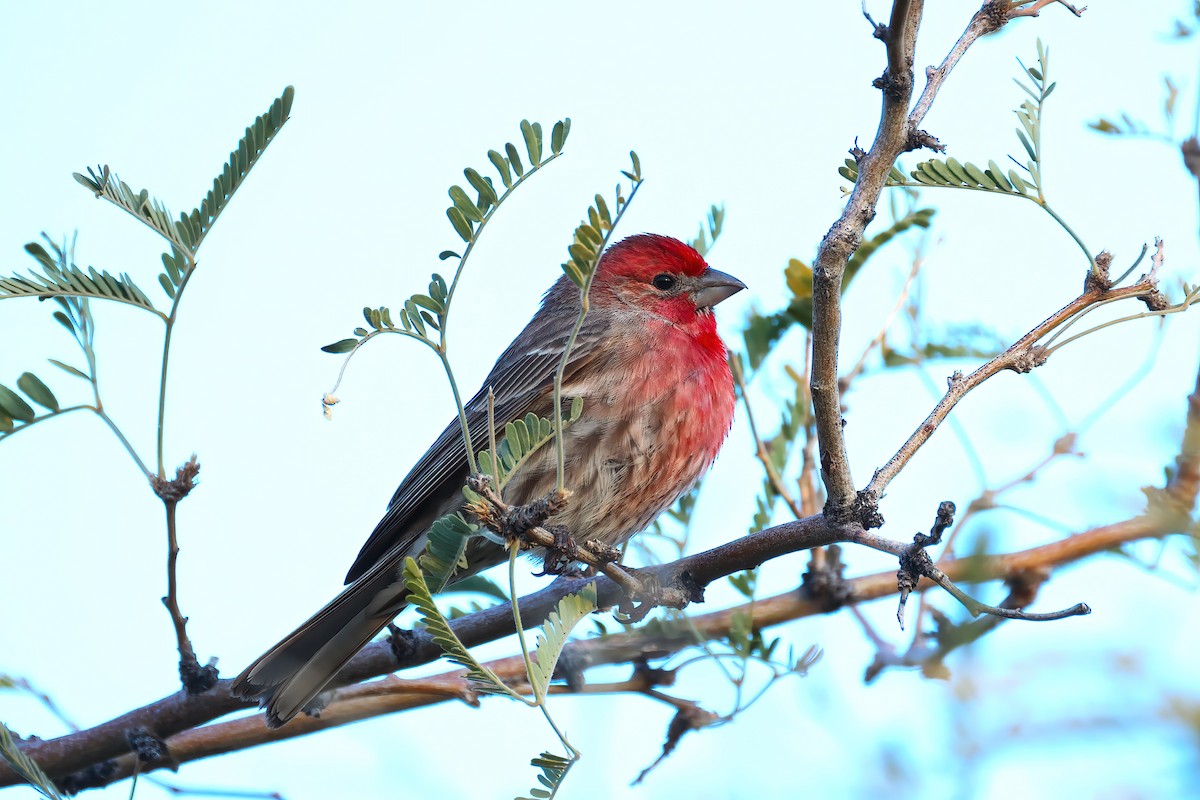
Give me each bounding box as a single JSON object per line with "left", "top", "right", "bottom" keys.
{"left": 343, "top": 303, "right": 606, "bottom": 583}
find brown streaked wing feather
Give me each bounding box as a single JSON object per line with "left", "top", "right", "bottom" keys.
{"left": 343, "top": 300, "right": 606, "bottom": 583}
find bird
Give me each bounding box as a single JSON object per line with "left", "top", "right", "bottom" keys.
{"left": 232, "top": 233, "right": 745, "bottom": 726}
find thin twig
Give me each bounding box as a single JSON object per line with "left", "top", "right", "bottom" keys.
{"left": 1006, "top": 0, "right": 1086, "bottom": 20}
{"left": 732, "top": 358, "right": 805, "bottom": 519}
{"left": 865, "top": 275, "right": 1168, "bottom": 499}
{"left": 842, "top": 255, "right": 924, "bottom": 386}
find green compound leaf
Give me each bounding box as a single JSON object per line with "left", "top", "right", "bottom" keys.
{"left": 1, "top": 238, "right": 158, "bottom": 314}
{"left": 419, "top": 512, "right": 480, "bottom": 594}
{"left": 402, "top": 557, "right": 524, "bottom": 701}
{"left": 516, "top": 752, "right": 574, "bottom": 800}
{"left": 527, "top": 585, "right": 597, "bottom": 701}
{"left": 73, "top": 87, "right": 293, "bottom": 257}
{"left": 477, "top": 404, "right": 583, "bottom": 490}
{"left": 0, "top": 723, "right": 64, "bottom": 800}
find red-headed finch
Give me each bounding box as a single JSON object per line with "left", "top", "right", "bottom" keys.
{"left": 233, "top": 233, "right": 745, "bottom": 726}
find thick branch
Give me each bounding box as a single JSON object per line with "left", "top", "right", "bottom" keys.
{"left": 67, "top": 509, "right": 1180, "bottom": 789}
{"left": 0, "top": 515, "right": 849, "bottom": 787}
{"left": 810, "top": 0, "right": 1008, "bottom": 519}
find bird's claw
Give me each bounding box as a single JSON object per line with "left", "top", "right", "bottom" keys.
{"left": 535, "top": 525, "right": 581, "bottom": 576}
{"left": 618, "top": 567, "right": 664, "bottom": 622}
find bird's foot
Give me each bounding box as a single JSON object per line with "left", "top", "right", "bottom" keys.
{"left": 535, "top": 525, "right": 580, "bottom": 576}
{"left": 618, "top": 567, "right": 665, "bottom": 623}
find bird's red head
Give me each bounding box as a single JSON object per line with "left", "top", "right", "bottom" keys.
{"left": 591, "top": 234, "right": 745, "bottom": 330}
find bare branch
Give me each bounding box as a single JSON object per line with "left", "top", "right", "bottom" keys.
{"left": 809, "top": 0, "right": 926, "bottom": 517}
{"left": 36, "top": 504, "right": 1185, "bottom": 791}
{"left": 1006, "top": 0, "right": 1086, "bottom": 20}
{"left": 864, "top": 274, "right": 1168, "bottom": 501}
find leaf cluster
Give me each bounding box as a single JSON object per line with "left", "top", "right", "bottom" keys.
{"left": 402, "top": 557, "right": 523, "bottom": 699}
{"left": 72, "top": 87, "right": 294, "bottom": 262}
{"left": 516, "top": 752, "right": 573, "bottom": 800}
{"left": 2, "top": 234, "right": 157, "bottom": 314}
{"left": 321, "top": 119, "right": 570, "bottom": 355}
{"left": 477, "top": 401, "right": 584, "bottom": 489}
{"left": 839, "top": 41, "right": 1055, "bottom": 206}
{"left": 559, "top": 151, "right": 642, "bottom": 289}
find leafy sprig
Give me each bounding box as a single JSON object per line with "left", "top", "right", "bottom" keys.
{"left": 320, "top": 119, "right": 571, "bottom": 472}
{"left": 402, "top": 557, "right": 527, "bottom": 700}
{"left": 552, "top": 151, "right": 644, "bottom": 489}
{"left": 73, "top": 87, "right": 294, "bottom": 262}
{"left": 1, "top": 234, "right": 159, "bottom": 315}
{"left": 839, "top": 40, "right": 1095, "bottom": 272}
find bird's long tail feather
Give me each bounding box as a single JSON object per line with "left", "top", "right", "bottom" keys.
{"left": 232, "top": 571, "right": 406, "bottom": 728}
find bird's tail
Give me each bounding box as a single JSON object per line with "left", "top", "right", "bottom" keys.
{"left": 232, "top": 570, "right": 406, "bottom": 727}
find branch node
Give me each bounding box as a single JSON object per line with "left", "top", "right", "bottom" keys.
{"left": 905, "top": 128, "right": 945, "bottom": 153}
{"left": 1084, "top": 250, "right": 1114, "bottom": 293}
{"left": 800, "top": 544, "right": 852, "bottom": 611}
{"left": 853, "top": 489, "right": 885, "bottom": 529}
{"left": 1009, "top": 346, "right": 1049, "bottom": 374}
{"left": 150, "top": 454, "right": 200, "bottom": 502}
{"left": 57, "top": 761, "right": 119, "bottom": 795}
{"left": 387, "top": 623, "right": 417, "bottom": 663}
{"left": 896, "top": 500, "right": 957, "bottom": 628}
{"left": 126, "top": 728, "right": 172, "bottom": 766}
{"left": 178, "top": 656, "right": 219, "bottom": 695}
{"left": 1182, "top": 137, "right": 1200, "bottom": 180}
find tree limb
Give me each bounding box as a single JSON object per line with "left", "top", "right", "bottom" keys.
{"left": 59, "top": 505, "right": 1190, "bottom": 790}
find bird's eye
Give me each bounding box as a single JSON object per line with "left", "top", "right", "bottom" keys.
{"left": 652, "top": 274, "right": 677, "bottom": 291}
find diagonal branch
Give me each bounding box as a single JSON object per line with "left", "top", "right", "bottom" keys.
{"left": 864, "top": 273, "right": 1170, "bottom": 501}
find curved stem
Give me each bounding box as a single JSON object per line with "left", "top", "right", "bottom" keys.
{"left": 437, "top": 348, "right": 477, "bottom": 474}
{"left": 1040, "top": 202, "right": 1095, "bottom": 272}
{"left": 552, "top": 179, "right": 643, "bottom": 491}
{"left": 440, "top": 152, "right": 563, "bottom": 349}
{"left": 0, "top": 405, "right": 90, "bottom": 444}
{"left": 94, "top": 409, "right": 152, "bottom": 479}
{"left": 553, "top": 296, "right": 588, "bottom": 491}
{"left": 507, "top": 542, "right": 539, "bottom": 708}
{"left": 325, "top": 328, "right": 436, "bottom": 398}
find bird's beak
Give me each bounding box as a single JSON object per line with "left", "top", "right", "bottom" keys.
{"left": 693, "top": 267, "right": 747, "bottom": 309}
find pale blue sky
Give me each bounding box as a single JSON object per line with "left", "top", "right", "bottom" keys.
{"left": 2, "top": 2, "right": 1199, "bottom": 799}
